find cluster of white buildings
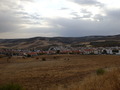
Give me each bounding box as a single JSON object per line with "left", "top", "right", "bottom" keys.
{"left": 0, "top": 46, "right": 120, "bottom": 57}
{"left": 48, "top": 46, "right": 120, "bottom": 55}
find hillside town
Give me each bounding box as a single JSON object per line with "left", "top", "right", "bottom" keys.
{"left": 0, "top": 46, "right": 120, "bottom": 57}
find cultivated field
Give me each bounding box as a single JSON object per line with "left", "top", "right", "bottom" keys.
{"left": 0, "top": 55, "right": 120, "bottom": 90}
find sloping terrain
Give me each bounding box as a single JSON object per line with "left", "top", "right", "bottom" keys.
{"left": 0, "top": 55, "right": 120, "bottom": 90}
{"left": 0, "top": 34, "right": 120, "bottom": 49}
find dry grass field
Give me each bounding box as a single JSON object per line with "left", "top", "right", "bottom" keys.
{"left": 0, "top": 54, "right": 120, "bottom": 90}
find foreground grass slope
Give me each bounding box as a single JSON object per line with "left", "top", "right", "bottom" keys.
{"left": 79, "top": 68, "right": 120, "bottom": 90}
{"left": 50, "top": 68, "right": 120, "bottom": 90}
{"left": 0, "top": 55, "right": 120, "bottom": 90}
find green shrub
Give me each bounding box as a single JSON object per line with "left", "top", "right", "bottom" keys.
{"left": 96, "top": 68, "right": 105, "bottom": 75}
{"left": 0, "top": 83, "right": 23, "bottom": 90}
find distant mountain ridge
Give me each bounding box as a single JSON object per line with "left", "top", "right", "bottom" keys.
{"left": 0, "top": 34, "right": 120, "bottom": 49}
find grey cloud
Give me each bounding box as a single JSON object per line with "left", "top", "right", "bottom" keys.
{"left": 0, "top": 0, "right": 21, "bottom": 11}
{"left": 24, "top": 27, "right": 57, "bottom": 33}
{"left": 0, "top": 12, "right": 20, "bottom": 33}
{"left": 0, "top": 23, "right": 19, "bottom": 33}
{"left": 93, "top": 14, "right": 104, "bottom": 21}
{"left": 82, "top": 14, "right": 92, "bottom": 18}
{"left": 0, "top": 0, "right": 120, "bottom": 38}
{"left": 21, "top": 14, "right": 43, "bottom": 24}
{"left": 19, "top": 13, "right": 42, "bottom": 20}
{"left": 0, "top": 4, "right": 43, "bottom": 35}
{"left": 70, "top": 12, "right": 81, "bottom": 19}
{"left": 60, "top": 7, "right": 69, "bottom": 10}
{"left": 81, "top": 9, "right": 93, "bottom": 18}
{"left": 71, "top": 10, "right": 92, "bottom": 19}
{"left": 70, "top": 0, "right": 104, "bottom": 6}
{"left": 46, "top": 15, "right": 120, "bottom": 37}
{"left": 106, "top": 9, "right": 120, "bottom": 21}
{"left": 49, "top": 18, "right": 100, "bottom": 36}
{"left": 14, "top": 11, "right": 29, "bottom": 15}
{"left": 7, "top": 15, "right": 119, "bottom": 38}
{"left": 80, "top": 9, "right": 92, "bottom": 14}
{"left": 0, "top": 11, "right": 24, "bottom": 33}
{"left": 0, "top": 0, "right": 43, "bottom": 33}
{"left": 20, "top": 0, "right": 34, "bottom": 2}
{"left": 30, "top": 14, "right": 43, "bottom": 20}
{"left": 14, "top": 10, "right": 43, "bottom": 24}
{"left": 20, "top": 26, "right": 60, "bottom": 38}
{"left": 48, "top": 8, "right": 120, "bottom": 36}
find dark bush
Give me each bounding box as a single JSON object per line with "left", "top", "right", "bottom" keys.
{"left": 36, "top": 57, "right": 39, "bottom": 59}
{"left": 96, "top": 68, "right": 105, "bottom": 75}
{"left": 27, "top": 54, "right": 31, "bottom": 57}
{"left": 42, "top": 57, "right": 46, "bottom": 61}
{"left": 0, "top": 83, "right": 23, "bottom": 90}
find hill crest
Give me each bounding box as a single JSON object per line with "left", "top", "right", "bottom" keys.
{"left": 0, "top": 34, "right": 120, "bottom": 49}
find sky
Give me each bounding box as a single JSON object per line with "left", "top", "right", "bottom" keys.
{"left": 0, "top": 0, "right": 120, "bottom": 38}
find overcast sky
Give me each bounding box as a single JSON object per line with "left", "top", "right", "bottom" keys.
{"left": 0, "top": 0, "right": 120, "bottom": 38}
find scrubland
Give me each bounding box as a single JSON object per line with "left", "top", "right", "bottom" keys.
{"left": 0, "top": 55, "right": 120, "bottom": 90}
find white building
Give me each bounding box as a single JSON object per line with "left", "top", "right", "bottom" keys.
{"left": 116, "top": 50, "right": 120, "bottom": 55}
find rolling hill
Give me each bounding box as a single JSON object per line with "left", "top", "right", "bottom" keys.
{"left": 0, "top": 34, "right": 120, "bottom": 49}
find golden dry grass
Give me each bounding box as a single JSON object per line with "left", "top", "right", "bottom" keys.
{"left": 0, "top": 55, "right": 120, "bottom": 90}
{"left": 76, "top": 68, "right": 120, "bottom": 90}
